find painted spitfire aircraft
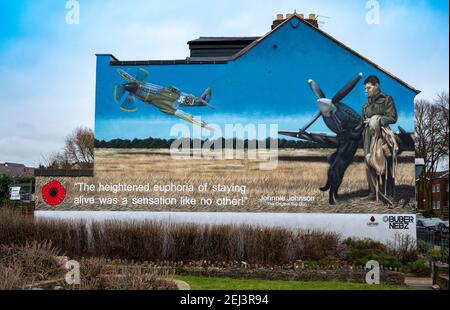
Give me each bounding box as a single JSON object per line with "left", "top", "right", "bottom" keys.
{"left": 278, "top": 73, "right": 415, "bottom": 152}
{"left": 114, "top": 68, "right": 214, "bottom": 130}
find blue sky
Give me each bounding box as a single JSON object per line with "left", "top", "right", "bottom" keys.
{"left": 0, "top": 0, "right": 448, "bottom": 166}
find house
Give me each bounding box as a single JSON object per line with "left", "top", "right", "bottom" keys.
{"left": 95, "top": 12, "right": 419, "bottom": 142}
{"left": 430, "top": 171, "right": 449, "bottom": 219}
{"left": 417, "top": 171, "right": 449, "bottom": 220}
{"left": 0, "top": 162, "right": 35, "bottom": 178}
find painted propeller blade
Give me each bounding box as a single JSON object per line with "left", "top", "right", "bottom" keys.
{"left": 113, "top": 85, "right": 126, "bottom": 102}
{"left": 300, "top": 112, "right": 322, "bottom": 132}
{"left": 308, "top": 79, "right": 326, "bottom": 99}
{"left": 332, "top": 73, "right": 363, "bottom": 103}
{"left": 119, "top": 95, "right": 137, "bottom": 112}
{"left": 135, "top": 68, "right": 149, "bottom": 81}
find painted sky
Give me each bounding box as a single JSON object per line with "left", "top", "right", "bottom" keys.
{"left": 0, "top": 0, "right": 448, "bottom": 166}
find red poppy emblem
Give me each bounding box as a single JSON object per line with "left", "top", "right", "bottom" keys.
{"left": 42, "top": 180, "right": 66, "bottom": 206}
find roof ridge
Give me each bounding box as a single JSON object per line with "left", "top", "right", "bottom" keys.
{"left": 231, "top": 15, "right": 420, "bottom": 94}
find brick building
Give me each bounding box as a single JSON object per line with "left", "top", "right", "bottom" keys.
{"left": 417, "top": 171, "right": 449, "bottom": 219}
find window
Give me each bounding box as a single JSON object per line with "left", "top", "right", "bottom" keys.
{"left": 432, "top": 201, "right": 441, "bottom": 210}
{"left": 432, "top": 184, "right": 441, "bottom": 193}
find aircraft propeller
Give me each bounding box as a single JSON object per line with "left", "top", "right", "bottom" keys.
{"left": 332, "top": 73, "right": 363, "bottom": 104}
{"left": 114, "top": 82, "right": 139, "bottom": 112}
{"left": 302, "top": 73, "right": 363, "bottom": 133}
{"left": 308, "top": 79, "right": 326, "bottom": 99}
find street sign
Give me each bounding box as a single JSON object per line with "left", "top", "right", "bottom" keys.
{"left": 10, "top": 187, "right": 21, "bottom": 201}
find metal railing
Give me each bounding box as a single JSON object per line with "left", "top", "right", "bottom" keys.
{"left": 417, "top": 227, "right": 449, "bottom": 256}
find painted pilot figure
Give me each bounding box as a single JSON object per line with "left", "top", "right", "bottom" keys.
{"left": 362, "top": 75, "right": 398, "bottom": 203}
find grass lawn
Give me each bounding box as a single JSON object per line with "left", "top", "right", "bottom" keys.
{"left": 175, "top": 275, "right": 414, "bottom": 290}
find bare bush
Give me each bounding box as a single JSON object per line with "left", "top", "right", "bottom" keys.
{"left": 41, "top": 127, "right": 94, "bottom": 169}
{"left": 0, "top": 241, "right": 63, "bottom": 289}
{"left": 0, "top": 210, "right": 341, "bottom": 265}
{"left": 74, "top": 258, "right": 175, "bottom": 290}
{"left": 0, "top": 241, "right": 175, "bottom": 290}
{"left": 387, "top": 234, "right": 418, "bottom": 264}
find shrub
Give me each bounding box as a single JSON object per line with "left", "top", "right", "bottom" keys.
{"left": 343, "top": 238, "right": 401, "bottom": 268}
{"left": 0, "top": 210, "right": 341, "bottom": 265}
{"left": 71, "top": 258, "right": 175, "bottom": 290}
{"left": 0, "top": 242, "right": 175, "bottom": 290}
{"left": 0, "top": 241, "right": 64, "bottom": 289}
{"left": 417, "top": 240, "right": 432, "bottom": 254}
{"left": 387, "top": 234, "right": 418, "bottom": 264}
{"left": 0, "top": 209, "right": 89, "bottom": 257}
{"left": 402, "top": 259, "right": 430, "bottom": 276}
{"left": 427, "top": 248, "right": 442, "bottom": 261}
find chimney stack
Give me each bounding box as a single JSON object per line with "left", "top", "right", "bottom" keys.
{"left": 272, "top": 13, "right": 285, "bottom": 29}
{"left": 271, "top": 12, "right": 319, "bottom": 30}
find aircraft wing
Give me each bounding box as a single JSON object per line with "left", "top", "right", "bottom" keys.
{"left": 278, "top": 131, "right": 339, "bottom": 148}
{"left": 394, "top": 127, "right": 415, "bottom": 152}
{"left": 174, "top": 109, "right": 214, "bottom": 131}
{"left": 279, "top": 127, "right": 415, "bottom": 152}
{"left": 151, "top": 99, "right": 176, "bottom": 115}
{"left": 150, "top": 100, "right": 213, "bottom": 130}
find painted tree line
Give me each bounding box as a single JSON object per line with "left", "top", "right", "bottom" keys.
{"left": 94, "top": 137, "right": 322, "bottom": 150}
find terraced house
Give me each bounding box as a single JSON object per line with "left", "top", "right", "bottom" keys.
{"left": 431, "top": 171, "right": 449, "bottom": 220}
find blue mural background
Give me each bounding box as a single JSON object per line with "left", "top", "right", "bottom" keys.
{"left": 95, "top": 18, "right": 417, "bottom": 141}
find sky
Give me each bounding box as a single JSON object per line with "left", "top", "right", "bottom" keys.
{"left": 0, "top": 0, "right": 448, "bottom": 167}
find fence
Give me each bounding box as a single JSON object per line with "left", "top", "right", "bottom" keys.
{"left": 417, "top": 227, "right": 449, "bottom": 256}
{"left": 34, "top": 169, "right": 93, "bottom": 177}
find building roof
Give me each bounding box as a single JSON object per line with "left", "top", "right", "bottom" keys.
{"left": 432, "top": 171, "right": 449, "bottom": 179}
{"left": 231, "top": 15, "right": 420, "bottom": 94}
{"left": 1, "top": 162, "right": 26, "bottom": 167}
{"left": 98, "top": 15, "right": 420, "bottom": 94}
{"left": 187, "top": 37, "right": 261, "bottom": 43}
{"left": 0, "top": 163, "right": 35, "bottom": 178}
{"left": 187, "top": 37, "right": 261, "bottom": 58}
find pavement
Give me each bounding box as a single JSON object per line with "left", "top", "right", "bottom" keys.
{"left": 404, "top": 277, "right": 433, "bottom": 290}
